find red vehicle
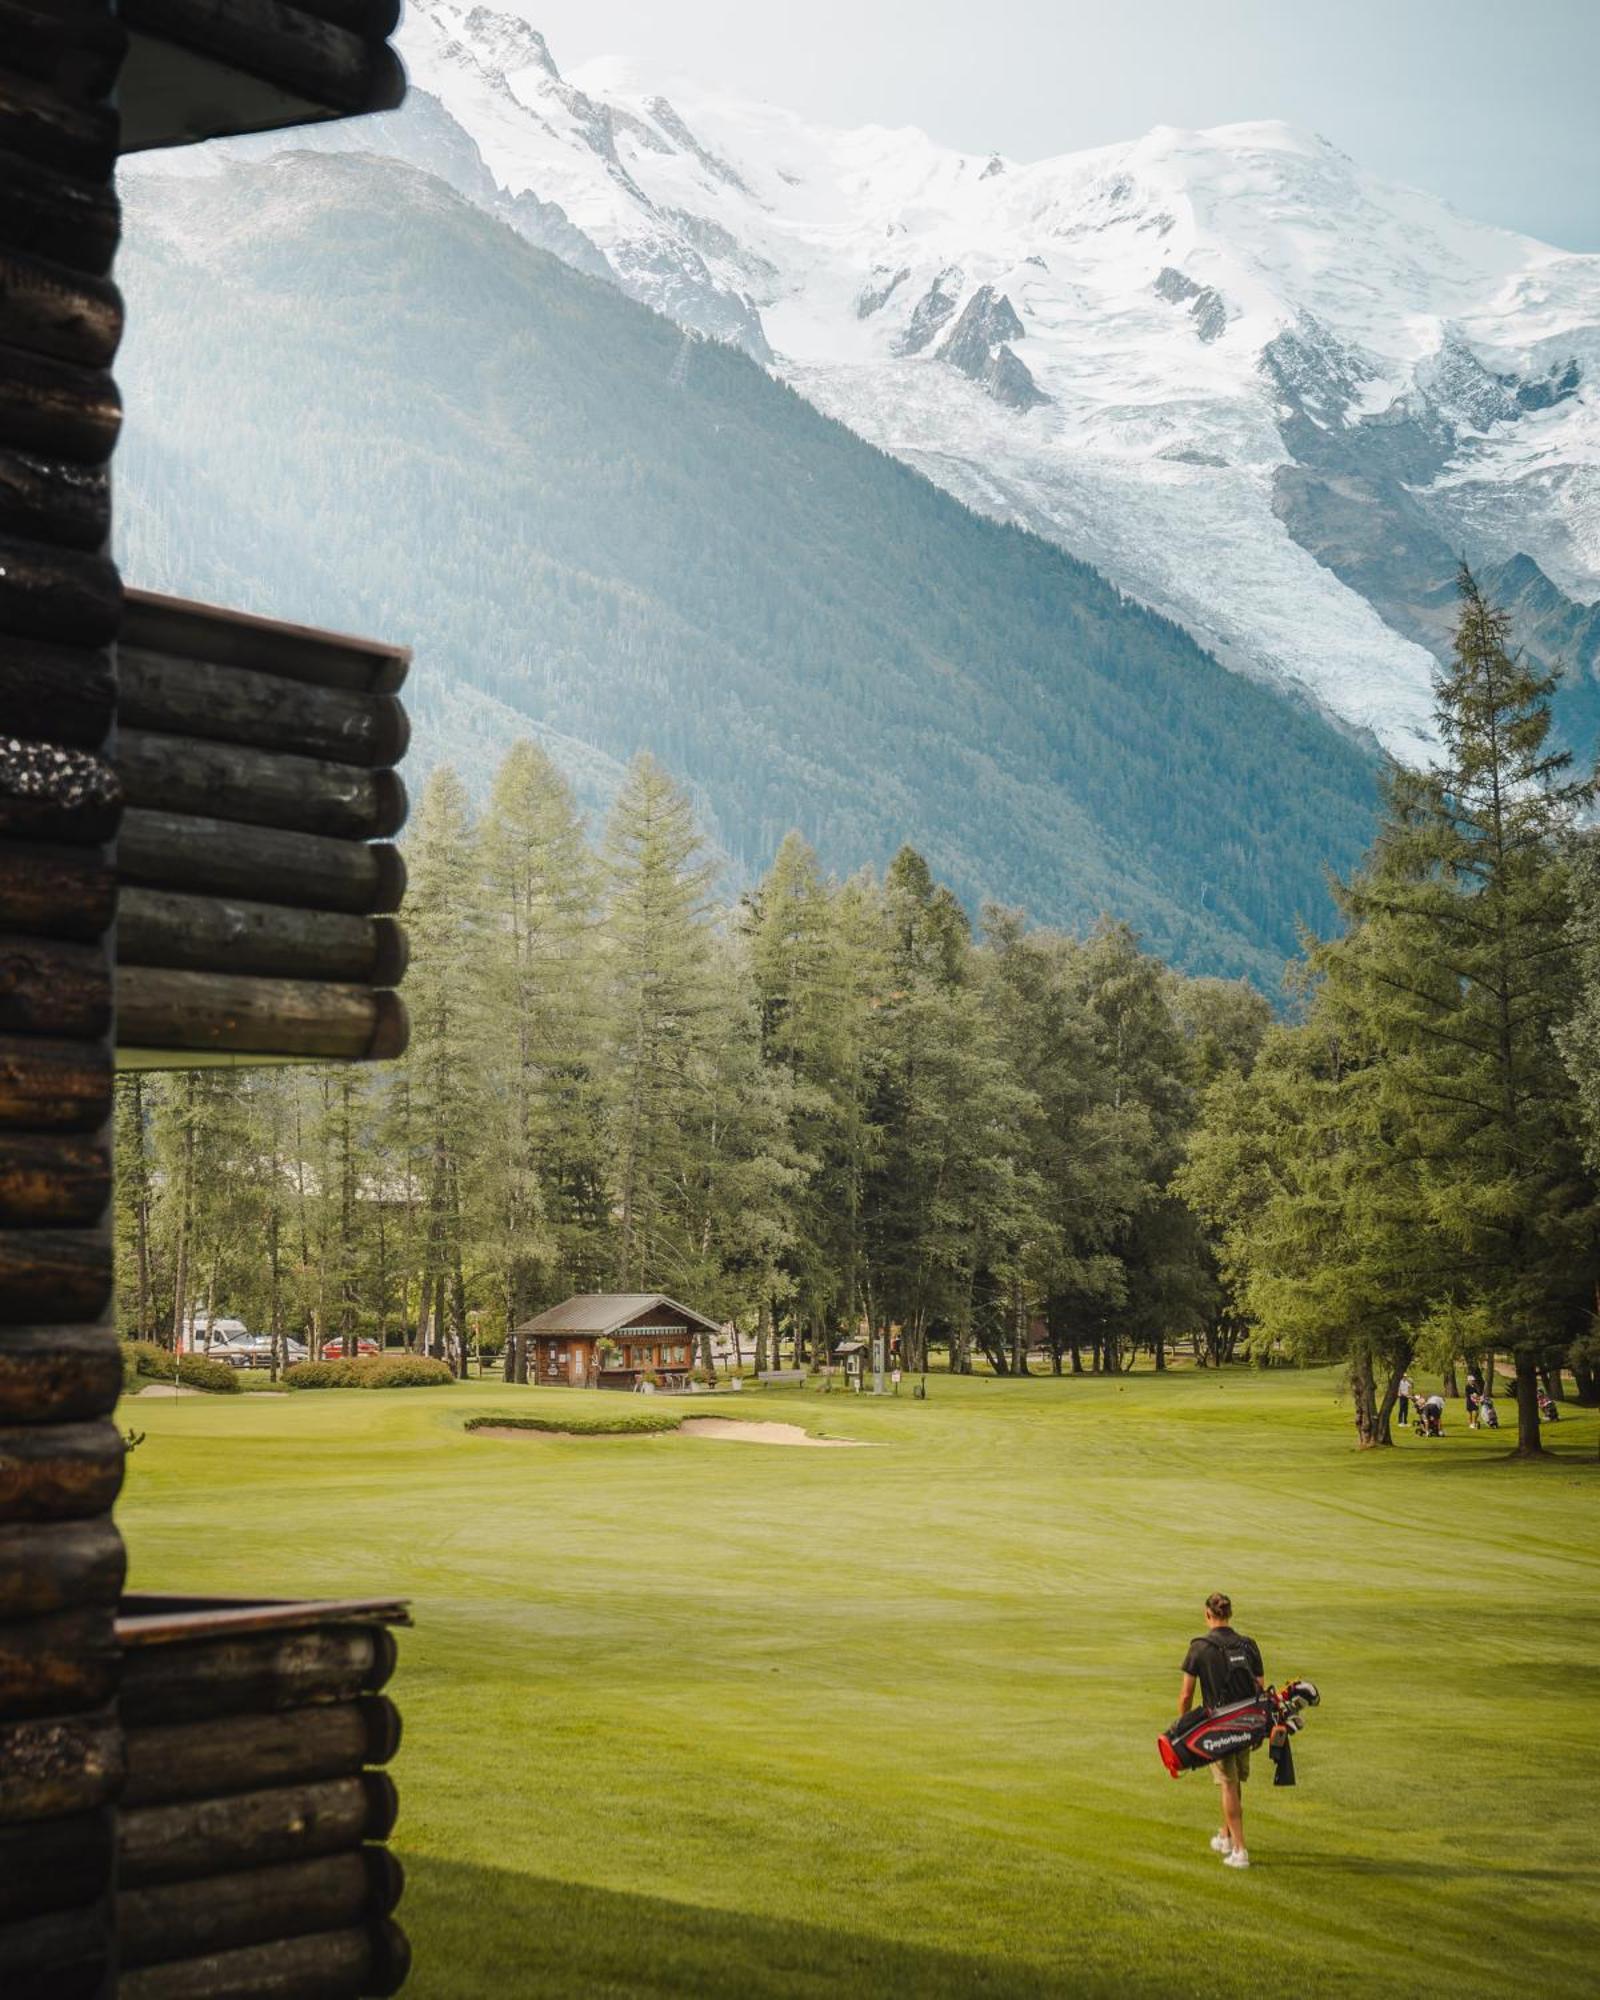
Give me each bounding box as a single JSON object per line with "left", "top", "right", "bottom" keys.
{"left": 320, "top": 1336, "right": 382, "bottom": 1360}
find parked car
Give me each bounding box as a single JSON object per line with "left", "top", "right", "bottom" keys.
{"left": 320, "top": 1336, "right": 381, "bottom": 1361}
{"left": 210, "top": 1333, "right": 309, "bottom": 1370}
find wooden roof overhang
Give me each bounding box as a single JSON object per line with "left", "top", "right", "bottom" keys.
{"left": 117, "top": 0, "right": 407, "bottom": 153}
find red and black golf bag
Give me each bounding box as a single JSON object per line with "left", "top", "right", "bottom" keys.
{"left": 1158, "top": 1680, "right": 1320, "bottom": 1786}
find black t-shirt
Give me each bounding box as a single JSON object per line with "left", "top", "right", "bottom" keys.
{"left": 1182, "top": 1627, "right": 1264, "bottom": 1708}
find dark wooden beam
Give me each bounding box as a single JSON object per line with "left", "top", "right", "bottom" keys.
{"left": 118, "top": 967, "right": 407, "bottom": 1061}
{"left": 0, "top": 1034, "right": 114, "bottom": 1132}
{"left": 0, "top": 1323, "right": 124, "bottom": 1421}
{"left": 0, "top": 1519, "right": 124, "bottom": 1619}
{"left": 0, "top": 638, "right": 114, "bottom": 750}
{"left": 122, "top": 1695, "right": 401, "bottom": 1806}
{"left": 0, "top": 936, "right": 112, "bottom": 1037}
{"left": 118, "top": 729, "right": 407, "bottom": 840}
{"left": 121, "top": 1622, "right": 396, "bottom": 1725}
{"left": 120, "top": 886, "right": 406, "bottom": 985}
{"left": 0, "top": 1136, "right": 113, "bottom": 1227}
{"left": 0, "top": 841, "right": 115, "bottom": 940}
{"left": 119, "top": 808, "right": 404, "bottom": 916}
{"left": 120, "top": 646, "right": 409, "bottom": 765}
{"left": 0, "top": 249, "right": 123, "bottom": 368}
{"left": 118, "top": 1920, "right": 411, "bottom": 2000}
{"left": 119, "top": 1771, "right": 397, "bottom": 1885}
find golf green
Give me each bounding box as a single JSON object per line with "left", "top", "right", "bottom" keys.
{"left": 116, "top": 1368, "right": 1600, "bottom": 1998}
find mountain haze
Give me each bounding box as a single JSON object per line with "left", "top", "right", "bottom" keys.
{"left": 114, "top": 151, "right": 1379, "bottom": 982}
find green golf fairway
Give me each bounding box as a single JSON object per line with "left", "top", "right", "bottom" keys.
{"left": 116, "top": 1368, "right": 1600, "bottom": 1998}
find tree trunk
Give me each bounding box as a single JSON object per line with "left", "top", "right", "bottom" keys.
{"left": 1372, "top": 1350, "right": 1409, "bottom": 1447}
{"left": 1513, "top": 1354, "right": 1544, "bottom": 1457}
{"left": 1152, "top": 1336, "right": 1166, "bottom": 1372}
{"left": 1442, "top": 1361, "right": 1460, "bottom": 1398}
{"left": 1350, "top": 1345, "right": 1379, "bottom": 1448}
{"left": 1068, "top": 1340, "right": 1082, "bottom": 1375}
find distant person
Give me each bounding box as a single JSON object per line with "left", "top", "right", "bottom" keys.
{"left": 1422, "top": 1391, "right": 1445, "bottom": 1436}
{"left": 1397, "top": 1371, "right": 1413, "bottom": 1427}
{"left": 1465, "top": 1367, "right": 1483, "bottom": 1430}
{"left": 1178, "top": 1592, "right": 1265, "bottom": 1870}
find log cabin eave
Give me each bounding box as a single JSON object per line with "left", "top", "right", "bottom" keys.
{"left": 115, "top": 6, "right": 406, "bottom": 156}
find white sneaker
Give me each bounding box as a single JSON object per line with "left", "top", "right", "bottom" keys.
{"left": 1209, "top": 1833, "right": 1232, "bottom": 1854}
{"left": 1222, "top": 1849, "right": 1250, "bottom": 1869}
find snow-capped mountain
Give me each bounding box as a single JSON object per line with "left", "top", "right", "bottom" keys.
{"left": 148, "top": 1, "right": 1600, "bottom": 756}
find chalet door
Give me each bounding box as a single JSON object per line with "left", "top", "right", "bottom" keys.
{"left": 573, "top": 1347, "right": 586, "bottom": 1383}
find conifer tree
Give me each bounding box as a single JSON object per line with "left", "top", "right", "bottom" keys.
{"left": 477, "top": 741, "right": 609, "bottom": 1352}
{"left": 404, "top": 764, "right": 481, "bottom": 1372}
{"left": 602, "top": 754, "right": 720, "bottom": 1291}
{"left": 1320, "top": 567, "right": 1597, "bottom": 1453}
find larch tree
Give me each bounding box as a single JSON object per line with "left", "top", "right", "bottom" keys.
{"left": 477, "top": 740, "right": 610, "bottom": 1363}
{"left": 602, "top": 754, "right": 721, "bottom": 1293}
{"left": 403, "top": 764, "right": 482, "bottom": 1374}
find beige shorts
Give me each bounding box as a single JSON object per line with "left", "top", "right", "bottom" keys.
{"left": 1211, "top": 1749, "right": 1250, "bottom": 1785}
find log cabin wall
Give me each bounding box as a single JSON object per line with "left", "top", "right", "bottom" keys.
{"left": 115, "top": 591, "right": 411, "bottom": 1064}
{"left": 0, "top": 6, "right": 130, "bottom": 1997}
{"left": 114, "top": 1595, "right": 410, "bottom": 1999}
{"left": 2, "top": 3, "right": 410, "bottom": 1989}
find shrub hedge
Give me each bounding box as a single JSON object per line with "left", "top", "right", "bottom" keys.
{"left": 285, "top": 1355, "right": 458, "bottom": 1390}
{"left": 122, "top": 1340, "right": 242, "bottom": 1394}
{"left": 464, "top": 1409, "right": 681, "bottom": 1436}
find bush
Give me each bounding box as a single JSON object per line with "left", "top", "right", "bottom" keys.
{"left": 464, "top": 1409, "right": 681, "bottom": 1436}
{"left": 285, "top": 1354, "right": 458, "bottom": 1390}
{"left": 122, "top": 1340, "right": 241, "bottom": 1394}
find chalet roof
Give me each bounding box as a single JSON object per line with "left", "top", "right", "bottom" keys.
{"left": 517, "top": 1294, "right": 721, "bottom": 1338}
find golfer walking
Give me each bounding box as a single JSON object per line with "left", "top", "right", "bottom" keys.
{"left": 1178, "top": 1592, "right": 1265, "bottom": 1869}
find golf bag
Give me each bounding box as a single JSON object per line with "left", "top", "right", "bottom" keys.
{"left": 1158, "top": 1680, "right": 1320, "bottom": 1786}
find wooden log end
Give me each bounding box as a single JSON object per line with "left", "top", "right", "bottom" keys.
{"left": 368, "top": 843, "right": 405, "bottom": 916}
{"left": 366, "top": 990, "right": 407, "bottom": 1063}
{"left": 368, "top": 918, "right": 406, "bottom": 990}
{"left": 365, "top": 1918, "right": 411, "bottom": 1999}
{"left": 0, "top": 1601, "right": 119, "bottom": 1716}
{"left": 0, "top": 1034, "right": 112, "bottom": 1132}
{"left": 0, "top": 1227, "right": 112, "bottom": 1326}
{"left": 0, "top": 933, "right": 111, "bottom": 1037}
{"left": 0, "top": 1514, "right": 124, "bottom": 1619}
{"left": 0, "top": 840, "right": 115, "bottom": 940}
{"left": 0, "top": 1322, "right": 123, "bottom": 1423}
{"left": 0, "top": 1418, "right": 124, "bottom": 1524}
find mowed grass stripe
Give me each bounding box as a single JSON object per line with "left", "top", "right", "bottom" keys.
{"left": 116, "top": 1368, "right": 1599, "bottom": 1997}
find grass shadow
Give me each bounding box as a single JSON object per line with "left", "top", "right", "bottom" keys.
{"left": 398, "top": 1855, "right": 1102, "bottom": 1999}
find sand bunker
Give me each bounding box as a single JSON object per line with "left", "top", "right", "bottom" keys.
{"left": 136, "top": 1382, "right": 203, "bottom": 1397}
{"left": 680, "top": 1418, "right": 861, "bottom": 1448}
{"left": 470, "top": 1425, "right": 610, "bottom": 1442}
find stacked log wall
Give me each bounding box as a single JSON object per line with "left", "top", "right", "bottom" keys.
{"left": 116, "top": 591, "right": 410, "bottom": 1063}
{"left": 115, "top": 1599, "right": 410, "bottom": 1999}
{"left": 0, "top": 7, "right": 128, "bottom": 1995}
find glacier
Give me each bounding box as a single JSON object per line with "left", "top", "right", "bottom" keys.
{"left": 130, "top": 0, "right": 1600, "bottom": 758}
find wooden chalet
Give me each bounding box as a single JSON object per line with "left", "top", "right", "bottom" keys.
{"left": 513, "top": 1294, "right": 723, "bottom": 1392}
{"left": 1, "top": 5, "right": 415, "bottom": 1995}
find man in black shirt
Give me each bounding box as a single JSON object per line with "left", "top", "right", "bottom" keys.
{"left": 1178, "top": 1591, "right": 1265, "bottom": 1869}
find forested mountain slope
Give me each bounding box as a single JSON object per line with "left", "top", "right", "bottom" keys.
{"left": 114, "top": 151, "right": 1379, "bottom": 981}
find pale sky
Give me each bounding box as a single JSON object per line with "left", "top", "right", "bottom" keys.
{"left": 501, "top": 0, "right": 1600, "bottom": 251}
